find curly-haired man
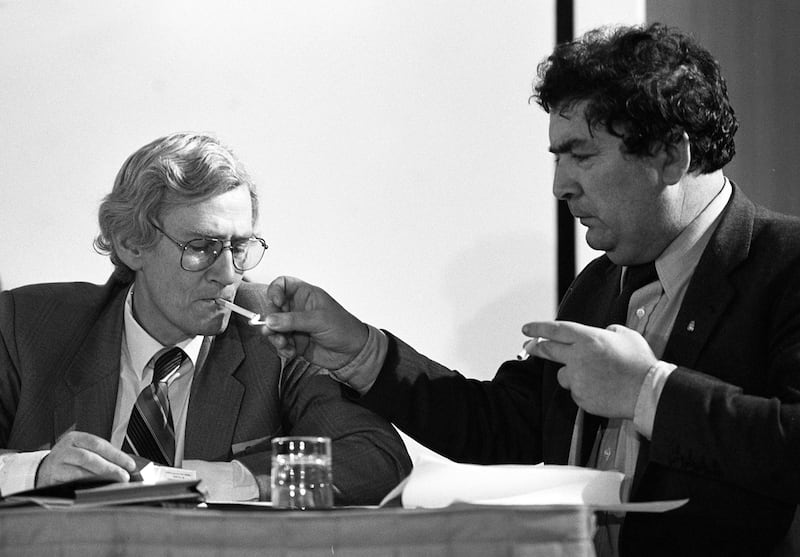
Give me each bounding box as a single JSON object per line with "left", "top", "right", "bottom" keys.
{"left": 260, "top": 24, "right": 800, "bottom": 556}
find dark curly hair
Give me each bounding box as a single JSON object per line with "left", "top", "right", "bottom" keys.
{"left": 533, "top": 23, "right": 738, "bottom": 174}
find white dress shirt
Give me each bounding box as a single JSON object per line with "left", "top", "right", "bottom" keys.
{"left": 112, "top": 287, "right": 203, "bottom": 465}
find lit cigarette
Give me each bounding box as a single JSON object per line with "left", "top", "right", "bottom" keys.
{"left": 516, "top": 337, "right": 542, "bottom": 360}
{"left": 216, "top": 298, "right": 268, "bottom": 326}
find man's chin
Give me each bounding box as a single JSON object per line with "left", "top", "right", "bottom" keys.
{"left": 584, "top": 233, "right": 613, "bottom": 255}
{"left": 195, "top": 313, "right": 231, "bottom": 337}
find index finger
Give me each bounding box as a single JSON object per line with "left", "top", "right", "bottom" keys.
{"left": 69, "top": 432, "right": 137, "bottom": 472}
{"left": 521, "top": 320, "right": 596, "bottom": 343}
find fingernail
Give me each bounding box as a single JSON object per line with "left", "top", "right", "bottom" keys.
{"left": 266, "top": 315, "right": 279, "bottom": 328}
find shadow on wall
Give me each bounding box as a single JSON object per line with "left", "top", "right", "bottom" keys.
{"left": 444, "top": 231, "right": 554, "bottom": 381}
{"left": 391, "top": 231, "right": 553, "bottom": 463}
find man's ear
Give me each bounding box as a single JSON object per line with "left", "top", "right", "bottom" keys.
{"left": 661, "top": 132, "right": 691, "bottom": 185}
{"left": 114, "top": 236, "right": 145, "bottom": 271}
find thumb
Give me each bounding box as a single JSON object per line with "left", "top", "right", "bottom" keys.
{"left": 266, "top": 276, "right": 290, "bottom": 309}
{"left": 266, "top": 275, "right": 310, "bottom": 311}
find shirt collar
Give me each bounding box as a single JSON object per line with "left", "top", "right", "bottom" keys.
{"left": 652, "top": 178, "right": 732, "bottom": 300}
{"left": 123, "top": 285, "right": 205, "bottom": 379}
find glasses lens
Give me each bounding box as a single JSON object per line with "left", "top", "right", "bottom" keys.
{"left": 233, "top": 238, "right": 267, "bottom": 271}
{"left": 181, "top": 239, "right": 222, "bottom": 271}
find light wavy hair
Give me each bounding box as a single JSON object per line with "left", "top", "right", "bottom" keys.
{"left": 94, "top": 132, "right": 258, "bottom": 282}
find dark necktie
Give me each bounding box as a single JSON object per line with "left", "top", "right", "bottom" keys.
{"left": 584, "top": 262, "right": 659, "bottom": 467}
{"left": 123, "top": 347, "right": 186, "bottom": 466}
{"left": 606, "top": 262, "right": 659, "bottom": 326}
{"left": 592, "top": 262, "right": 660, "bottom": 554}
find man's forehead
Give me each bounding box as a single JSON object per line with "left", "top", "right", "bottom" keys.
{"left": 548, "top": 106, "right": 626, "bottom": 153}
{"left": 161, "top": 188, "right": 255, "bottom": 237}
{"left": 548, "top": 112, "right": 596, "bottom": 151}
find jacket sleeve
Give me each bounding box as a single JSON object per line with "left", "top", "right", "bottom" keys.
{"left": 275, "top": 357, "right": 412, "bottom": 505}
{"left": 358, "top": 332, "right": 547, "bottom": 466}
{"left": 0, "top": 290, "right": 22, "bottom": 449}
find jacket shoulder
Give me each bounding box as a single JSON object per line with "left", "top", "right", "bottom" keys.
{"left": 752, "top": 206, "right": 800, "bottom": 253}
{"left": 2, "top": 280, "right": 121, "bottom": 319}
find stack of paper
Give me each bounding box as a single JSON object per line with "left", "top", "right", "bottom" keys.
{"left": 381, "top": 457, "right": 686, "bottom": 513}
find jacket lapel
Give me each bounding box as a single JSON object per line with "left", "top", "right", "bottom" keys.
{"left": 53, "top": 283, "right": 128, "bottom": 441}
{"left": 184, "top": 323, "right": 245, "bottom": 460}
{"left": 662, "top": 186, "right": 754, "bottom": 368}
{"left": 631, "top": 186, "right": 754, "bottom": 495}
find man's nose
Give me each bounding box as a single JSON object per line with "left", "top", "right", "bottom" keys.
{"left": 206, "top": 247, "right": 238, "bottom": 284}
{"left": 552, "top": 164, "right": 580, "bottom": 201}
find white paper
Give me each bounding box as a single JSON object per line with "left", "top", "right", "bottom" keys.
{"left": 138, "top": 462, "right": 197, "bottom": 483}
{"left": 381, "top": 457, "right": 687, "bottom": 513}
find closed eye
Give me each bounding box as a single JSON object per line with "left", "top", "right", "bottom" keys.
{"left": 185, "top": 238, "right": 220, "bottom": 254}
{"left": 553, "top": 152, "right": 592, "bottom": 164}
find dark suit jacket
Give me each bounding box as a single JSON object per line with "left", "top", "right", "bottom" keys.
{"left": 0, "top": 278, "right": 411, "bottom": 504}
{"left": 358, "top": 185, "right": 800, "bottom": 555}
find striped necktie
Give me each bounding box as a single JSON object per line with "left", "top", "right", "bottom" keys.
{"left": 123, "top": 347, "right": 186, "bottom": 466}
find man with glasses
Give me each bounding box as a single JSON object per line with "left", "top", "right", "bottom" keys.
{"left": 0, "top": 132, "right": 410, "bottom": 503}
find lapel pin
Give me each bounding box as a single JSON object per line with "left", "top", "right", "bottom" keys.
{"left": 686, "top": 320, "right": 696, "bottom": 332}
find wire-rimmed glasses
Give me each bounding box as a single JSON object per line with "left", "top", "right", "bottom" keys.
{"left": 152, "top": 224, "right": 267, "bottom": 272}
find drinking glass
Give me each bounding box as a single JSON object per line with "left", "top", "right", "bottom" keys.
{"left": 270, "top": 436, "right": 333, "bottom": 509}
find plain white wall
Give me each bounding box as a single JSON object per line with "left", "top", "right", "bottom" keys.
{"left": 0, "top": 0, "right": 646, "bottom": 463}
{"left": 0, "top": 1, "right": 555, "bottom": 382}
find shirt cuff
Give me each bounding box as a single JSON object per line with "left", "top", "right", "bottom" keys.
{"left": 328, "top": 324, "right": 387, "bottom": 395}
{"left": 230, "top": 460, "right": 261, "bottom": 501}
{"left": 633, "top": 360, "right": 677, "bottom": 439}
{"left": 0, "top": 450, "right": 50, "bottom": 496}
{"left": 182, "top": 459, "right": 260, "bottom": 501}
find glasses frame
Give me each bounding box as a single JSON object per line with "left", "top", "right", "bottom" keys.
{"left": 152, "top": 224, "right": 268, "bottom": 272}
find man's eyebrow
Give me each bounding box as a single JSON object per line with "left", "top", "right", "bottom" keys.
{"left": 183, "top": 229, "right": 253, "bottom": 240}
{"left": 549, "top": 138, "right": 590, "bottom": 154}
{"left": 182, "top": 229, "right": 217, "bottom": 239}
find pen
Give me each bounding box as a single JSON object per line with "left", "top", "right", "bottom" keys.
{"left": 216, "top": 298, "right": 268, "bottom": 326}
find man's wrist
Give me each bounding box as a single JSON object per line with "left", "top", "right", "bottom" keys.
{"left": 328, "top": 324, "right": 387, "bottom": 394}
{"left": 633, "top": 360, "right": 677, "bottom": 439}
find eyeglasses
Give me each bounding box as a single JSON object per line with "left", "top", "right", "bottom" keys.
{"left": 152, "top": 224, "right": 268, "bottom": 272}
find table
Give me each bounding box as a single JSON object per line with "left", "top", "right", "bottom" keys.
{"left": 0, "top": 504, "right": 596, "bottom": 556}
